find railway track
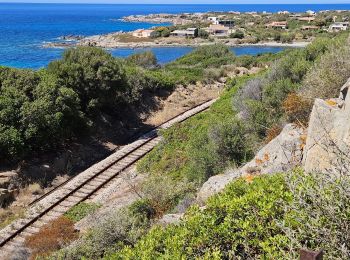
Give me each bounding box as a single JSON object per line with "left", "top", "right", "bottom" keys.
{"left": 0, "top": 99, "right": 216, "bottom": 256}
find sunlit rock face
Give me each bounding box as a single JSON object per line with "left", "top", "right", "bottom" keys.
{"left": 303, "top": 79, "right": 350, "bottom": 175}
{"left": 197, "top": 123, "right": 305, "bottom": 203}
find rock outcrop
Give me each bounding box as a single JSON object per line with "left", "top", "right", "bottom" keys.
{"left": 303, "top": 79, "right": 350, "bottom": 174}
{"left": 197, "top": 124, "right": 305, "bottom": 203}
{"left": 158, "top": 213, "right": 184, "bottom": 226}
{"left": 0, "top": 171, "right": 17, "bottom": 189}
{"left": 0, "top": 171, "right": 18, "bottom": 207}
{"left": 197, "top": 170, "right": 241, "bottom": 203}
{"left": 198, "top": 78, "right": 350, "bottom": 204}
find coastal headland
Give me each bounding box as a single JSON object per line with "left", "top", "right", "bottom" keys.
{"left": 44, "top": 9, "right": 349, "bottom": 49}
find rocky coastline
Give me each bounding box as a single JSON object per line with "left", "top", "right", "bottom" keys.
{"left": 121, "top": 13, "right": 195, "bottom": 25}
{"left": 44, "top": 34, "right": 309, "bottom": 49}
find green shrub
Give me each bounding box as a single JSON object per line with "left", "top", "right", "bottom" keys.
{"left": 136, "top": 174, "right": 196, "bottom": 217}
{"left": 107, "top": 169, "right": 350, "bottom": 259}
{"left": 129, "top": 199, "right": 156, "bottom": 220}
{"left": 301, "top": 36, "right": 350, "bottom": 101}
{"left": 53, "top": 207, "right": 151, "bottom": 260}
{"left": 232, "top": 35, "right": 344, "bottom": 145}
{"left": 137, "top": 76, "right": 251, "bottom": 185}
{"left": 208, "top": 119, "right": 251, "bottom": 166}
{"left": 230, "top": 30, "right": 245, "bottom": 39}
{"left": 107, "top": 173, "right": 292, "bottom": 259}
{"left": 168, "top": 44, "right": 236, "bottom": 68}
{"left": 47, "top": 47, "right": 127, "bottom": 115}
{"left": 198, "top": 29, "right": 209, "bottom": 39}
{"left": 64, "top": 202, "right": 101, "bottom": 223}
{"left": 280, "top": 32, "right": 295, "bottom": 43}
{"left": 125, "top": 51, "right": 158, "bottom": 69}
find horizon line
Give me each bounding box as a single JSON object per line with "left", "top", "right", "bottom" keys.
{"left": 1, "top": 2, "right": 350, "bottom": 5}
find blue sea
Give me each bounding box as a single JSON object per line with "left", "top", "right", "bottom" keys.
{"left": 1, "top": 3, "right": 350, "bottom": 69}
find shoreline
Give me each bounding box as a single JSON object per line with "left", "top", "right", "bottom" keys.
{"left": 44, "top": 40, "right": 309, "bottom": 50}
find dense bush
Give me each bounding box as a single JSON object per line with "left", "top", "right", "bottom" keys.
{"left": 125, "top": 51, "right": 158, "bottom": 69}
{"left": 53, "top": 207, "right": 152, "bottom": 260}
{"left": 47, "top": 47, "right": 128, "bottom": 116}
{"left": 168, "top": 44, "right": 236, "bottom": 68}
{"left": 198, "top": 29, "right": 209, "bottom": 39}
{"left": 0, "top": 68, "right": 83, "bottom": 160}
{"left": 2, "top": 44, "right": 263, "bottom": 162}
{"left": 136, "top": 174, "right": 196, "bottom": 217}
{"left": 232, "top": 35, "right": 346, "bottom": 147}
{"left": 1, "top": 47, "right": 134, "bottom": 161}
{"left": 208, "top": 119, "right": 251, "bottom": 166}
{"left": 107, "top": 169, "right": 350, "bottom": 259}
{"left": 230, "top": 30, "right": 245, "bottom": 39}
{"left": 301, "top": 35, "right": 350, "bottom": 101}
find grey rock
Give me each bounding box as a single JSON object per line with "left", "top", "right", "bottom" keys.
{"left": 240, "top": 124, "right": 305, "bottom": 175}
{"left": 0, "top": 171, "right": 17, "bottom": 189}
{"left": 197, "top": 170, "right": 241, "bottom": 203}
{"left": 0, "top": 188, "right": 16, "bottom": 207}
{"left": 303, "top": 79, "right": 350, "bottom": 174}
{"left": 158, "top": 213, "right": 184, "bottom": 226}
{"left": 197, "top": 123, "right": 305, "bottom": 203}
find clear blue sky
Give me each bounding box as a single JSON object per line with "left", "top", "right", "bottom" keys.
{"left": 3, "top": 0, "right": 350, "bottom": 4}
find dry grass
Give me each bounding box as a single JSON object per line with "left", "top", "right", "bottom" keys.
{"left": 0, "top": 207, "right": 25, "bottom": 229}
{"left": 264, "top": 125, "right": 283, "bottom": 144}
{"left": 116, "top": 34, "right": 155, "bottom": 43}
{"left": 145, "top": 83, "right": 222, "bottom": 126}
{"left": 282, "top": 92, "right": 311, "bottom": 126}
{"left": 0, "top": 183, "right": 44, "bottom": 229}
{"left": 25, "top": 216, "right": 78, "bottom": 259}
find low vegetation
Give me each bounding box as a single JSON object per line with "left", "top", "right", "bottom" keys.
{"left": 52, "top": 207, "right": 152, "bottom": 260}
{"left": 3, "top": 29, "right": 350, "bottom": 260}
{"left": 25, "top": 216, "right": 78, "bottom": 259}
{"left": 0, "top": 47, "right": 168, "bottom": 162}
{"left": 43, "top": 33, "right": 350, "bottom": 260}
{"left": 64, "top": 202, "right": 101, "bottom": 223}
{"left": 135, "top": 35, "right": 347, "bottom": 218}
{"left": 107, "top": 169, "right": 350, "bottom": 259}
{"left": 0, "top": 44, "right": 249, "bottom": 164}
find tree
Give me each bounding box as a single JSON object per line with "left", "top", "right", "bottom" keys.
{"left": 126, "top": 51, "right": 158, "bottom": 69}
{"left": 198, "top": 29, "right": 209, "bottom": 39}
{"left": 230, "top": 30, "right": 245, "bottom": 39}
{"left": 161, "top": 28, "right": 171, "bottom": 37}
{"left": 47, "top": 47, "right": 127, "bottom": 115}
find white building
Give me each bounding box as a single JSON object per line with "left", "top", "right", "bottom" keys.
{"left": 306, "top": 10, "right": 316, "bottom": 16}
{"left": 206, "top": 24, "right": 231, "bottom": 36}
{"left": 132, "top": 29, "right": 157, "bottom": 38}
{"left": 170, "top": 28, "right": 198, "bottom": 37}
{"left": 278, "top": 11, "right": 290, "bottom": 15}
{"left": 328, "top": 22, "right": 349, "bottom": 32}
{"left": 208, "top": 17, "right": 218, "bottom": 23}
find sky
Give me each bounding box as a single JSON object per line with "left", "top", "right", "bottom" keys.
{"left": 2, "top": 0, "right": 350, "bottom": 4}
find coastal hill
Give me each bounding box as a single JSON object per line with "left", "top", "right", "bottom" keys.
{"left": 0, "top": 44, "right": 266, "bottom": 233}
{"left": 0, "top": 31, "right": 348, "bottom": 259}
{"left": 45, "top": 10, "right": 350, "bottom": 49}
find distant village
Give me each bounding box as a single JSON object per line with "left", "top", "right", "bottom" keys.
{"left": 124, "top": 9, "right": 350, "bottom": 42}
{"left": 46, "top": 9, "right": 350, "bottom": 49}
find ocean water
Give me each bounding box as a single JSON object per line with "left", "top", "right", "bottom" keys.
{"left": 109, "top": 46, "right": 286, "bottom": 65}
{"left": 1, "top": 3, "right": 349, "bottom": 69}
